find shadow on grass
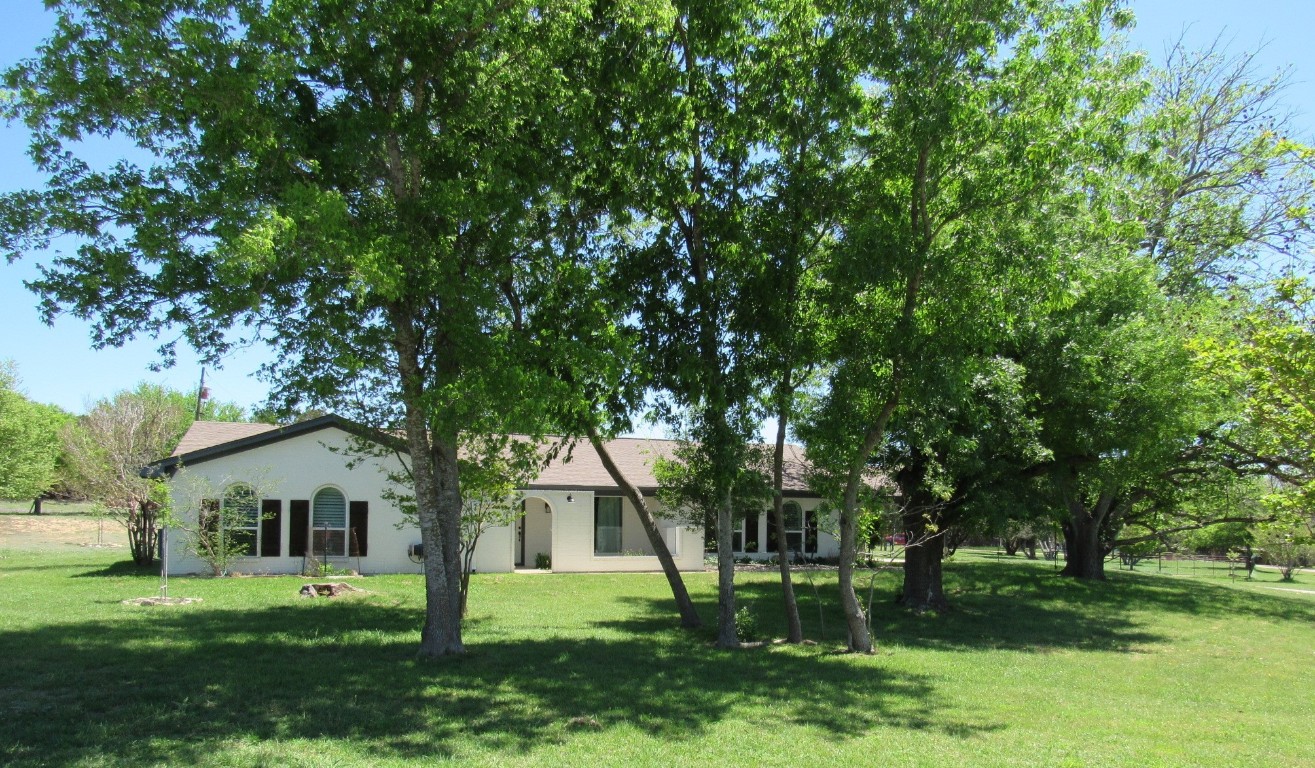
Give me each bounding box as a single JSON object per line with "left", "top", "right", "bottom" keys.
{"left": 724, "top": 559, "right": 1315, "bottom": 655}
{"left": 0, "top": 597, "right": 999, "bottom": 766}
{"left": 7, "top": 558, "right": 1312, "bottom": 765}
{"left": 73, "top": 560, "right": 158, "bottom": 578}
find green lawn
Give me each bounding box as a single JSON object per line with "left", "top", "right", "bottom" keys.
{"left": 1, "top": 546, "right": 1312, "bottom": 767}
{"left": 0, "top": 499, "right": 98, "bottom": 515}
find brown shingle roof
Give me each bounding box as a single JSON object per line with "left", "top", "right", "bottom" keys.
{"left": 169, "top": 419, "right": 817, "bottom": 495}
{"left": 531, "top": 437, "right": 813, "bottom": 494}
{"left": 172, "top": 421, "right": 279, "bottom": 456}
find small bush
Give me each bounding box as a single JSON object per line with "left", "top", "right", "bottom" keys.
{"left": 534, "top": 552, "right": 551, "bottom": 570}
{"left": 735, "top": 605, "right": 760, "bottom": 643}
{"left": 302, "top": 559, "right": 354, "bottom": 578}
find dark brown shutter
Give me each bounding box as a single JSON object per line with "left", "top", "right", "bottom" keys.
{"left": 805, "top": 509, "right": 818, "bottom": 554}
{"left": 260, "top": 499, "right": 282, "bottom": 557}
{"left": 289, "top": 500, "right": 309, "bottom": 556}
{"left": 350, "top": 500, "right": 369, "bottom": 557}
{"left": 745, "top": 511, "right": 760, "bottom": 553}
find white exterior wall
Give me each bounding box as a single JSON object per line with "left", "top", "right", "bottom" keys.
{"left": 163, "top": 425, "right": 721, "bottom": 575}
{"left": 548, "top": 491, "right": 705, "bottom": 573}
{"left": 163, "top": 427, "right": 424, "bottom": 576}
{"left": 471, "top": 524, "right": 514, "bottom": 573}
{"left": 164, "top": 427, "right": 521, "bottom": 576}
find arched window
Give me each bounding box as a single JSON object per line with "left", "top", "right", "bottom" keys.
{"left": 783, "top": 501, "right": 815, "bottom": 555}
{"left": 312, "top": 487, "right": 348, "bottom": 557}
{"left": 223, "top": 483, "right": 259, "bottom": 557}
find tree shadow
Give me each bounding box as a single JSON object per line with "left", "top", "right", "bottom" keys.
{"left": 725, "top": 560, "right": 1315, "bottom": 655}
{"left": 73, "top": 560, "right": 158, "bottom": 577}
{"left": 0, "top": 559, "right": 125, "bottom": 574}
{"left": 958, "top": 560, "right": 1315, "bottom": 623}
{"left": 0, "top": 598, "right": 1002, "bottom": 766}
{"left": 8, "top": 558, "right": 1309, "bottom": 765}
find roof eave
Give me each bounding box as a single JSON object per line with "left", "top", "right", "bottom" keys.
{"left": 146, "top": 414, "right": 407, "bottom": 477}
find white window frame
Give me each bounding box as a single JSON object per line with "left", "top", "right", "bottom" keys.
{"left": 594, "top": 496, "right": 623, "bottom": 555}
{"left": 311, "top": 486, "right": 349, "bottom": 557}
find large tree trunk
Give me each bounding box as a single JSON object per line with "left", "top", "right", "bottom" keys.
{"left": 898, "top": 505, "right": 947, "bottom": 612}
{"left": 1058, "top": 482, "right": 1112, "bottom": 581}
{"left": 128, "top": 500, "right": 158, "bottom": 566}
{"left": 415, "top": 432, "right": 465, "bottom": 657}
{"left": 769, "top": 409, "right": 803, "bottom": 644}
{"left": 716, "top": 487, "right": 739, "bottom": 648}
{"left": 895, "top": 458, "right": 947, "bottom": 612}
{"left": 395, "top": 317, "right": 465, "bottom": 658}
{"left": 587, "top": 425, "right": 702, "bottom": 629}
{"left": 435, "top": 435, "right": 465, "bottom": 642}
{"left": 1059, "top": 513, "right": 1106, "bottom": 580}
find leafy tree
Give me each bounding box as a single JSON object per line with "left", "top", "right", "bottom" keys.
{"left": 654, "top": 439, "right": 772, "bottom": 552}
{"left": 0, "top": 361, "right": 70, "bottom": 502}
{"left": 1018, "top": 35, "right": 1315, "bottom": 579}
{"left": 454, "top": 437, "right": 537, "bottom": 618}
{"left": 744, "top": 3, "right": 858, "bottom": 644}
{"left": 612, "top": 0, "right": 817, "bottom": 649}
{"left": 2, "top": 0, "right": 609, "bottom": 657}
{"left": 884, "top": 355, "right": 1050, "bottom": 610}
{"left": 62, "top": 383, "right": 244, "bottom": 565}
{"left": 800, "top": 0, "right": 1130, "bottom": 650}
{"left": 1195, "top": 277, "right": 1315, "bottom": 519}
{"left": 166, "top": 470, "right": 277, "bottom": 576}
{"left": 1180, "top": 521, "right": 1253, "bottom": 556}
{"left": 1018, "top": 251, "right": 1238, "bottom": 579}
{"left": 1254, "top": 513, "right": 1315, "bottom": 582}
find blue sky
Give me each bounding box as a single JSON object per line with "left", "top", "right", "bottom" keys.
{"left": 2, "top": 1, "right": 1314, "bottom": 416}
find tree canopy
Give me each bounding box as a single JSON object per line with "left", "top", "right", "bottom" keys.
{"left": 5, "top": 0, "right": 1315, "bottom": 656}
{"left": 62, "top": 382, "right": 247, "bottom": 564}
{"left": 0, "top": 361, "right": 70, "bottom": 502}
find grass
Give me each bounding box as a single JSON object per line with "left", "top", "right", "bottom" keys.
{"left": 1, "top": 545, "right": 1312, "bottom": 767}
{"left": 0, "top": 499, "right": 98, "bottom": 515}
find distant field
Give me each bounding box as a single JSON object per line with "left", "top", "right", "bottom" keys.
{"left": 0, "top": 499, "right": 98, "bottom": 515}
{"left": 0, "top": 500, "right": 123, "bottom": 551}
{"left": 1, "top": 537, "right": 1312, "bottom": 767}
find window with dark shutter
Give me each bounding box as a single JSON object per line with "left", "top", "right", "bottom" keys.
{"left": 349, "top": 500, "right": 368, "bottom": 557}
{"left": 289, "top": 500, "right": 309, "bottom": 556}
{"left": 261, "top": 499, "right": 282, "bottom": 557}
{"left": 201, "top": 499, "right": 219, "bottom": 537}
{"left": 224, "top": 484, "right": 259, "bottom": 557}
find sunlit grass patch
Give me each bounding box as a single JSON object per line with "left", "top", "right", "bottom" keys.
{"left": 1, "top": 547, "right": 1312, "bottom": 767}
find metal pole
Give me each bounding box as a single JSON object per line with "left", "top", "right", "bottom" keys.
{"left": 159, "top": 528, "right": 169, "bottom": 598}
{"left": 193, "top": 367, "right": 207, "bottom": 420}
